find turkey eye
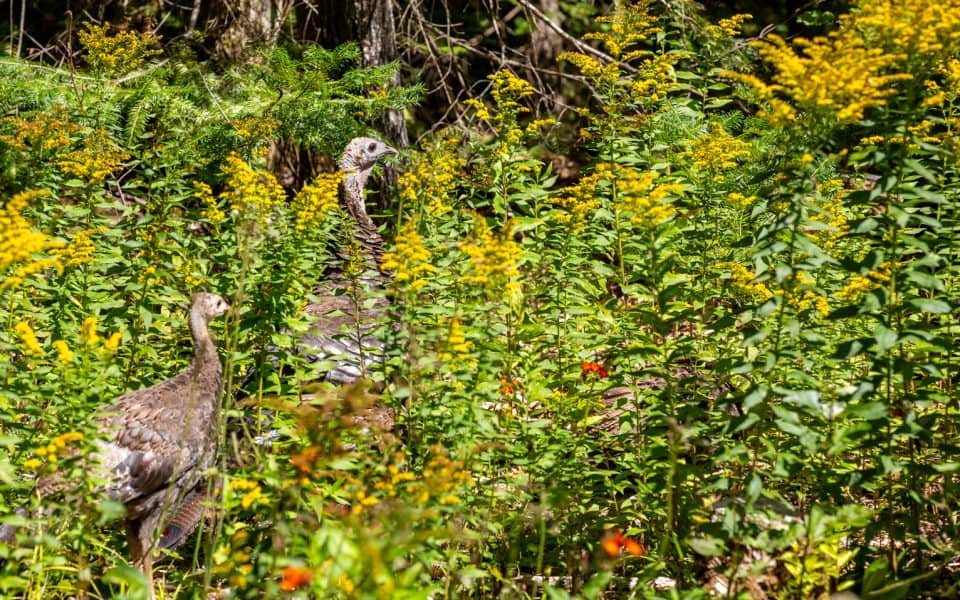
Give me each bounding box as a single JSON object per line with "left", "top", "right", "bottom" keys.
{"left": 368, "top": 142, "right": 377, "bottom": 152}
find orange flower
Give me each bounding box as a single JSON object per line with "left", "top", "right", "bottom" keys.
{"left": 279, "top": 565, "right": 312, "bottom": 592}
{"left": 581, "top": 361, "right": 609, "bottom": 378}
{"left": 602, "top": 530, "right": 643, "bottom": 557}
{"left": 499, "top": 375, "right": 522, "bottom": 396}
{"left": 290, "top": 446, "right": 321, "bottom": 475}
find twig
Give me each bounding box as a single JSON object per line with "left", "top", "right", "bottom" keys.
{"left": 512, "top": 0, "right": 637, "bottom": 74}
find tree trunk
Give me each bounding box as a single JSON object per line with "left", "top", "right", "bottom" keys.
{"left": 303, "top": 0, "right": 407, "bottom": 206}
{"left": 218, "top": 0, "right": 287, "bottom": 60}
{"left": 308, "top": 0, "right": 407, "bottom": 149}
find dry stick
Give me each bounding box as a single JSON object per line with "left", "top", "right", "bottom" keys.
{"left": 16, "top": 0, "right": 25, "bottom": 57}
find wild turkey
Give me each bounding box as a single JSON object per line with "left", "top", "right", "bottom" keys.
{"left": 299, "top": 137, "right": 398, "bottom": 386}
{"left": 1, "top": 292, "right": 230, "bottom": 591}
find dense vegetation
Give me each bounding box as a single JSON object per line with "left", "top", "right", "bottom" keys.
{"left": 2, "top": 1, "right": 960, "bottom": 598}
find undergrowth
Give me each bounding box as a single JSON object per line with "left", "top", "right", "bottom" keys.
{"left": 1, "top": 2, "right": 960, "bottom": 598}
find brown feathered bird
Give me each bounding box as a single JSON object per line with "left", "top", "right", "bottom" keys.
{"left": 2, "top": 292, "right": 230, "bottom": 591}
{"left": 300, "top": 137, "right": 398, "bottom": 386}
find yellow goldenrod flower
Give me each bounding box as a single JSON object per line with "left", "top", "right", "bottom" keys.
{"left": 398, "top": 138, "right": 465, "bottom": 215}
{"left": 726, "top": 192, "right": 757, "bottom": 209}
{"left": 707, "top": 13, "right": 753, "bottom": 38}
{"left": 550, "top": 171, "right": 604, "bottom": 226}
{"left": 782, "top": 271, "right": 830, "bottom": 317}
{"left": 54, "top": 227, "right": 102, "bottom": 267}
{"left": 14, "top": 322, "right": 42, "bottom": 356}
{"left": 55, "top": 130, "right": 130, "bottom": 184}
{"left": 22, "top": 458, "right": 43, "bottom": 470}
{"left": 7, "top": 111, "right": 81, "bottom": 153}
{"left": 230, "top": 116, "right": 279, "bottom": 141}
{"left": 460, "top": 216, "right": 523, "bottom": 296}
{"left": 721, "top": 0, "right": 949, "bottom": 127}
{"left": 78, "top": 22, "right": 161, "bottom": 77}
{"left": 583, "top": 1, "right": 663, "bottom": 59}
{"left": 836, "top": 261, "right": 895, "bottom": 302}
{"left": 682, "top": 122, "right": 752, "bottom": 170}
{"left": 196, "top": 181, "right": 225, "bottom": 224}
{"left": 717, "top": 261, "right": 774, "bottom": 301}
{"left": 240, "top": 486, "right": 262, "bottom": 509}
{"left": 381, "top": 219, "right": 435, "bottom": 292}
{"left": 103, "top": 332, "right": 122, "bottom": 355}
{"left": 220, "top": 154, "right": 286, "bottom": 227}
{"left": 488, "top": 69, "right": 535, "bottom": 108}
{"left": 440, "top": 317, "right": 474, "bottom": 365}
{"left": 291, "top": 171, "right": 343, "bottom": 231}
{"left": 80, "top": 316, "right": 99, "bottom": 346}
{"left": 0, "top": 190, "right": 65, "bottom": 288}
{"left": 52, "top": 339, "right": 74, "bottom": 364}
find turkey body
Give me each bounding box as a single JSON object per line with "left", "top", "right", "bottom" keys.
{"left": 299, "top": 137, "right": 397, "bottom": 386}
{"left": 17, "top": 292, "right": 231, "bottom": 592}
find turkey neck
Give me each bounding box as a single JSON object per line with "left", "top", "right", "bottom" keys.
{"left": 187, "top": 308, "right": 222, "bottom": 396}
{"left": 340, "top": 168, "right": 385, "bottom": 267}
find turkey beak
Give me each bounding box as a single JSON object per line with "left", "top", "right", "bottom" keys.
{"left": 384, "top": 145, "right": 398, "bottom": 159}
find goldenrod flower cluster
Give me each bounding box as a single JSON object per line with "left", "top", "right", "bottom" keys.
{"left": 723, "top": 0, "right": 953, "bottom": 126}
{"left": 853, "top": 0, "right": 960, "bottom": 59}
{"left": 231, "top": 116, "right": 280, "bottom": 141}
{"left": 782, "top": 271, "right": 830, "bottom": 317}
{"left": 726, "top": 192, "right": 757, "bottom": 209}
{"left": 4, "top": 112, "right": 80, "bottom": 153}
{"left": 605, "top": 164, "right": 682, "bottom": 227}
{"left": 683, "top": 122, "right": 752, "bottom": 170}
{"left": 78, "top": 22, "right": 161, "bottom": 77}
{"left": 489, "top": 69, "right": 535, "bottom": 111}
{"left": 195, "top": 181, "right": 225, "bottom": 224}
{"left": 707, "top": 13, "right": 753, "bottom": 38}
{"left": 55, "top": 227, "right": 102, "bottom": 267}
{"left": 408, "top": 445, "right": 475, "bottom": 506}
{"left": 291, "top": 171, "right": 342, "bottom": 231}
{"left": 15, "top": 322, "right": 42, "bottom": 356}
{"left": 809, "top": 192, "right": 850, "bottom": 250}
{"left": 212, "top": 528, "right": 256, "bottom": 590}
{"left": 460, "top": 216, "right": 523, "bottom": 297}
{"left": 1, "top": 190, "right": 64, "bottom": 289}
{"left": 466, "top": 69, "right": 534, "bottom": 131}
{"left": 80, "top": 316, "right": 100, "bottom": 346}
{"left": 557, "top": 52, "right": 620, "bottom": 86}
{"left": 230, "top": 478, "right": 269, "bottom": 509}
{"left": 630, "top": 53, "right": 682, "bottom": 104}
{"left": 551, "top": 171, "right": 604, "bottom": 226}
{"left": 381, "top": 219, "right": 435, "bottom": 292}
{"left": 440, "top": 317, "right": 474, "bottom": 365}
{"left": 923, "top": 59, "right": 960, "bottom": 109}
{"left": 220, "top": 154, "right": 286, "bottom": 226}
{"left": 52, "top": 339, "right": 74, "bottom": 364}
{"left": 718, "top": 261, "right": 774, "bottom": 301}
{"left": 584, "top": 1, "right": 662, "bottom": 60}
{"left": 559, "top": 3, "right": 680, "bottom": 117}
{"left": 836, "top": 261, "right": 894, "bottom": 303}
{"left": 102, "top": 332, "right": 122, "bottom": 355}
{"left": 175, "top": 257, "right": 205, "bottom": 288}
{"left": 25, "top": 431, "right": 85, "bottom": 471}
{"left": 373, "top": 459, "right": 418, "bottom": 497}
{"left": 55, "top": 130, "right": 130, "bottom": 183}
{"left": 398, "top": 137, "right": 465, "bottom": 216}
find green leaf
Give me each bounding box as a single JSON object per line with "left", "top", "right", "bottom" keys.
{"left": 582, "top": 571, "right": 613, "bottom": 599}
{"left": 874, "top": 325, "right": 898, "bottom": 353}
{"left": 907, "top": 298, "right": 951, "bottom": 314}
{"left": 103, "top": 565, "right": 151, "bottom": 600}
{"left": 687, "top": 536, "right": 725, "bottom": 557}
